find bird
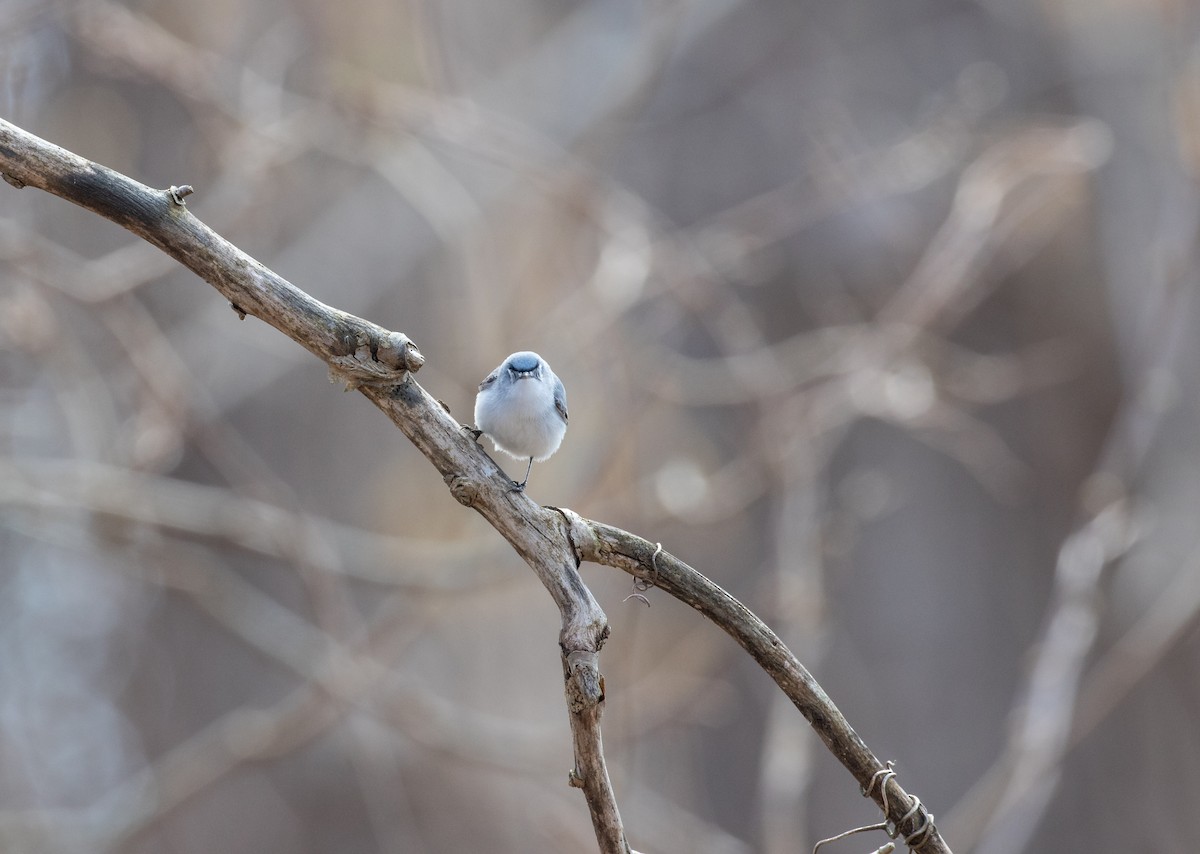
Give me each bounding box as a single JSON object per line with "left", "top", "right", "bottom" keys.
{"left": 473, "top": 351, "right": 568, "bottom": 491}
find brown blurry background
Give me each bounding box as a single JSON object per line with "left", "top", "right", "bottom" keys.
{"left": 2, "top": 0, "right": 1199, "bottom": 852}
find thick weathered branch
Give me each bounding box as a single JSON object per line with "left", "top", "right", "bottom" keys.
{"left": 0, "top": 118, "right": 423, "bottom": 384}
{"left": 0, "top": 117, "right": 950, "bottom": 854}
{"left": 0, "top": 116, "right": 626, "bottom": 852}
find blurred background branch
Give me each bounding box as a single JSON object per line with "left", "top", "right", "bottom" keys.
{"left": 2, "top": 0, "right": 1199, "bottom": 852}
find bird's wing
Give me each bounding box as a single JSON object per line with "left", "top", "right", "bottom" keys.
{"left": 553, "top": 376, "right": 568, "bottom": 423}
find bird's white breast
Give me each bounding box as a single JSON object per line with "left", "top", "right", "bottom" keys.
{"left": 475, "top": 376, "right": 566, "bottom": 461}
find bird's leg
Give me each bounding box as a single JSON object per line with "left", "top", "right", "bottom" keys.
{"left": 511, "top": 457, "right": 534, "bottom": 492}
{"left": 464, "top": 424, "right": 483, "bottom": 440}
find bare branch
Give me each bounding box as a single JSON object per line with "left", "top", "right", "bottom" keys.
{"left": 560, "top": 510, "right": 951, "bottom": 854}
{"left": 0, "top": 115, "right": 626, "bottom": 851}
{"left": 0, "top": 118, "right": 423, "bottom": 385}
{"left": 0, "top": 117, "right": 952, "bottom": 854}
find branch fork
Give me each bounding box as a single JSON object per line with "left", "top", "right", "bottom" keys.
{"left": 0, "top": 117, "right": 951, "bottom": 854}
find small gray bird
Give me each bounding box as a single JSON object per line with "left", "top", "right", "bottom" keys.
{"left": 473, "top": 351, "right": 568, "bottom": 491}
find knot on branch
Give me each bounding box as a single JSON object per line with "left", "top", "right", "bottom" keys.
{"left": 446, "top": 474, "right": 479, "bottom": 507}
{"left": 328, "top": 326, "right": 424, "bottom": 390}
{"left": 553, "top": 506, "right": 598, "bottom": 566}
{"left": 374, "top": 329, "right": 424, "bottom": 371}
{"left": 564, "top": 649, "right": 605, "bottom": 711}
{"left": 167, "top": 184, "right": 193, "bottom": 205}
